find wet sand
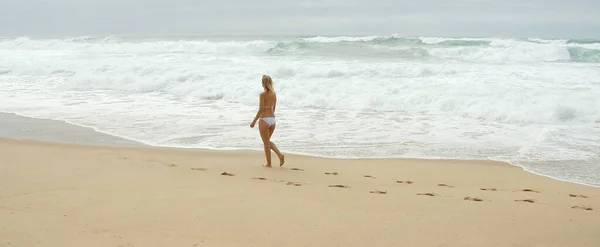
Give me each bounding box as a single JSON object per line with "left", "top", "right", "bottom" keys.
{"left": 1, "top": 135, "right": 599, "bottom": 247}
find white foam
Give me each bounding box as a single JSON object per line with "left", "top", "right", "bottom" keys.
{"left": 1, "top": 36, "right": 599, "bottom": 187}
{"left": 0, "top": 36, "right": 277, "bottom": 54}
{"left": 428, "top": 41, "right": 572, "bottom": 62}
{"left": 301, "top": 36, "right": 381, "bottom": 43}
{"left": 419, "top": 37, "right": 491, "bottom": 45}
{"left": 527, "top": 38, "right": 568, "bottom": 45}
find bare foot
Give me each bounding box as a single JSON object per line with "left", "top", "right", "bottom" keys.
{"left": 279, "top": 155, "right": 285, "bottom": 167}
{"left": 262, "top": 164, "right": 272, "bottom": 168}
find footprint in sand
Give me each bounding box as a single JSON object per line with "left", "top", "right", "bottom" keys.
{"left": 291, "top": 168, "right": 304, "bottom": 171}
{"left": 521, "top": 189, "right": 541, "bottom": 193}
{"left": 417, "top": 193, "right": 436, "bottom": 197}
{"left": 285, "top": 181, "right": 302, "bottom": 187}
{"left": 364, "top": 175, "right": 375, "bottom": 179}
{"left": 464, "top": 197, "right": 483, "bottom": 202}
{"left": 329, "top": 184, "right": 348, "bottom": 188}
{"left": 480, "top": 188, "right": 497, "bottom": 191}
{"left": 221, "top": 172, "right": 235, "bottom": 176}
{"left": 146, "top": 159, "right": 176, "bottom": 168}
{"left": 571, "top": 206, "right": 593, "bottom": 211}
{"left": 252, "top": 177, "right": 267, "bottom": 180}
{"left": 437, "top": 184, "right": 454, "bottom": 188}
{"left": 325, "top": 172, "right": 339, "bottom": 175}
{"left": 191, "top": 168, "right": 207, "bottom": 171}
{"left": 569, "top": 194, "right": 588, "bottom": 199}
{"left": 370, "top": 190, "right": 387, "bottom": 195}
{"left": 397, "top": 180, "right": 414, "bottom": 184}
{"left": 515, "top": 199, "right": 536, "bottom": 203}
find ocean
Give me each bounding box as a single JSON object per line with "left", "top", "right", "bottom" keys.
{"left": 1, "top": 35, "right": 599, "bottom": 186}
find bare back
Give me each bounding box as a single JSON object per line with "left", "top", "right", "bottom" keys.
{"left": 260, "top": 92, "right": 277, "bottom": 118}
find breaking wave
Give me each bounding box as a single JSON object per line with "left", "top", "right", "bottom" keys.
{"left": 566, "top": 39, "right": 600, "bottom": 44}
{"left": 1, "top": 35, "right": 598, "bottom": 63}
{"left": 1, "top": 34, "right": 600, "bottom": 186}
{"left": 568, "top": 47, "right": 600, "bottom": 63}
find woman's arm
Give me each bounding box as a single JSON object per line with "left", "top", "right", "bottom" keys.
{"left": 250, "top": 94, "right": 264, "bottom": 127}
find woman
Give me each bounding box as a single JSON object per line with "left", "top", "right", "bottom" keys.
{"left": 250, "top": 75, "right": 285, "bottom": 167}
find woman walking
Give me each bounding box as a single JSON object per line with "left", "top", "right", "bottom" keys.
{"left": 250, "top": 75, "right": 285, "bottom": 167}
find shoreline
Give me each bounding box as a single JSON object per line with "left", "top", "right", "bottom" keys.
{"left": 0, "top": 112, "right": 145, "bottom": 147}
{"left": 5, "top": 135, "right": 600, "bottom": 189}
{"left": 1, "top": 135, "right": 599, "bottom": 247}
{"left": 2, "top": 111, "right": 598, "bottom": 188}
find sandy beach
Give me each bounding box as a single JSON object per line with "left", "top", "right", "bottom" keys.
{"left": 1, "top": 135, "right": 599, "bottom": 247}
{"left": 2, "top": 1, "right": 600, "bottom": 246}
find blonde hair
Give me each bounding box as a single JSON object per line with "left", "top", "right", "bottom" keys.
{"left": 262, "top": 75, "right": 275, "bottom": 95}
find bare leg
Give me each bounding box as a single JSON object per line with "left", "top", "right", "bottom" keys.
{"left": 268, "top": 124, "right": 285, "bottom": 167}
{"left": 259, "top": 120, "right": 272, "bottom": 167}
{"left": 269, "top": 141, "right": 282, "bottom": 158}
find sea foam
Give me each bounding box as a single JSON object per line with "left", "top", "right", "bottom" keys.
{"left": 1, "top": 35, "right": 599, "bottom": 186}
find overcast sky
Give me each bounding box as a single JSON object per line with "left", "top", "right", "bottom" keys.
{"left": 1, "top": 0, "right": 599, "bottom": 38}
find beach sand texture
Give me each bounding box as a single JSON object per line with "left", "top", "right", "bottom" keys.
{"left": 1, "top": 137, "right": 599, "bottom": 247}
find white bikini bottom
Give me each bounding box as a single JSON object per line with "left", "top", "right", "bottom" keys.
{"left": 261, "top": 117, "right": 276, "bottom": 126}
